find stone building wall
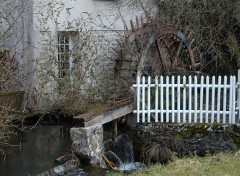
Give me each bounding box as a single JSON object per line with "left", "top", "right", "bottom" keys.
{"left": 89, "top": 30, "right": 126, "bottom": 101}
{"left": 32, "top": 29, "right": 126, "bottom": 109}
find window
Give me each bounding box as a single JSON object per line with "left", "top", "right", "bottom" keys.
{"left": 57, "top": 35, "right": 70, "bottom": 79}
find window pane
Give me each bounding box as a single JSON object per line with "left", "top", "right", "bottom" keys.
{"left": 57, "top": 34, "right": 70, "bottom": 79}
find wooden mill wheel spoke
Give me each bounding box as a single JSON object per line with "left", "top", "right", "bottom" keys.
{"left": 114, "top": 18, "right": 202, "bottom": 97}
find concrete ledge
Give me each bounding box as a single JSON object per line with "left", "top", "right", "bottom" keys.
{"left": 83, "top": 102, "right": 133, "bottom": 127}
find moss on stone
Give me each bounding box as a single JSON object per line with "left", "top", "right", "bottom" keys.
{"left": 226, "top": 125, "right": 240, "bottom": 147}
{"left": 180, "top": 124, "right": 210, "bottom": 138}
{"left": 131, "top": 123, "right": 240, "bottom": 161}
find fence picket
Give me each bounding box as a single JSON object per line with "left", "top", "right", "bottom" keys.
{"left": 217, "top": 76, "right": 221, "bottom": 123}
{"left": 137, "top": 76, "right": 140, "bottom": 123}
{"left": 200, "top": 76, "right": 204, "bottom": 123}
{"left": 223, "top": 76, "right": 227, "bottom": 123}
{"left": 177, "top": 76, "right": 181, "bottom": 123}
{"left": 188, "top": 76, "right": 192, "bottom": 123}
{"left": 211, "top": 76, "right": 215, "bottom": 123}
{"left": 232, "top": 76, "right": 236, "bottom": 124}
{"left": 229, "top": 76, "right": 233, "bottom": 124}
{"left": 172, "top": 76, "right": 175, "bottom": 123}
{"left": 155, "top": 76, "right": 158, "bottom": 122}
{"left": 194, "top": 76, "right": 198, "bottom": 123}
{"left": 166, "top": 76, "right": 169, "bottom": 122}
{"left": 147, "top": 76, "right": 151, "bottom": 122}
{"left": 205, "top": 76, "right": 209, "bottom": 123}
{"left": 142, "top": 76, "right": 145, "bottom": 123}
{"left": 183, "top": 76, "right": 186, "bottom": 123}
{"left": 238, "top": 70, "right": 240, "bottom": 121}
{"left": 160, "top": 76, "right": 164, "bottom": 122}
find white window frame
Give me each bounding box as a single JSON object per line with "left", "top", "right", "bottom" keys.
{"left": 57, "top": 34, "right": 71, "bottom": 79}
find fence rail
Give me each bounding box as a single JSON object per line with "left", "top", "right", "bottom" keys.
{"left": 133, "top": 74, "right": 240, "bottom": 124}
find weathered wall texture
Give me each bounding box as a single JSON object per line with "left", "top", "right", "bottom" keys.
{"left": 29, "top": 0, "right": 157, "bottom": 109}
{"left": 70, "top": 125, "right": 105, "bottom": 167}
{"left": 90, "top": 30, "right": 128, "bottom": 100}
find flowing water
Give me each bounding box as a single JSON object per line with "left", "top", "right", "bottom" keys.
{"left": 110, "top": 134, "right": 145, "bottom": 172}
{"left": 105, "top": 151, "right": 144, "bottom": 172}
{"left": 0, "top": 125, "right": 72, "bottom": 176}
{"left": 0, "top": 126, "right": 143, "bottom": 176}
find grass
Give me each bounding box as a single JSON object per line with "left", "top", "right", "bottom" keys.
{"left": 110, "top": 150, "right": 240, "bottom": 176}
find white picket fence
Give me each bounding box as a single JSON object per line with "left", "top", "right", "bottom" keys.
{"left": 133, "top": 72, "right": 240, "bottom": 124}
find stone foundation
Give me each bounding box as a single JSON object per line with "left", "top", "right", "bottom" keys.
{"left": 70, "top": 125, "right": 105, "bottom": 167}
{"left": 131, "top": 124, "right": 240, "bottom": 163}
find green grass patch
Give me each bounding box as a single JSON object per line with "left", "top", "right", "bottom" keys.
{"left": 111, "top": 150, "right": 240, "bottom": 176}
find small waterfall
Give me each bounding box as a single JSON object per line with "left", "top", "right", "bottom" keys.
{"left": 105, "top": 134, "right": 145, "bottom": 172}
{"left": 124, "top": 142, "right": 135, "bottom": 163}
{"left": 113, "top": 134, "right": 134, "bottom": 163}
{"left": 107, "top": 151, "right": 124, "bottom": 167}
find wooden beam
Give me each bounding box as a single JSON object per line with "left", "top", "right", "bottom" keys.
{"left": 156, "top": 38, "right": 168, "bottom": 69}
{"left": 113, "top": 119, "right": 118, "bottom": 138}
{"left": 172, "top": 41, "right": 183, "bottom": 69}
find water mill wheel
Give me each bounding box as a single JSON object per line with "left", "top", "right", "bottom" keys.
{"left": 113, "top": 17, "right": 201, "bottom": 97}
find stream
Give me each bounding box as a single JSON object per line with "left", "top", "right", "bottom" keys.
{"left": 0, "top": 125, "right": 144, "bottom": 176}
{"left": 0, "top": 125, "right": 72, "bottom": 176}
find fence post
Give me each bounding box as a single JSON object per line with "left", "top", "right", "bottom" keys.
{"left": 238, "top": 69, "right": 240, "bottom": 122}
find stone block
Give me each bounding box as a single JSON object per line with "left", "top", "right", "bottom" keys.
{"left": 70, "top": 125, "right": 105, "bottom": 167}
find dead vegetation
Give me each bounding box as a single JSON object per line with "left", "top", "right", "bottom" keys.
{"left": 117, "top": 0, "right": 240, "bottom": 76}
{"left": 145, "top": 143, "right": 174, "bottom": 164}
{"left": 154, "top": 0, "right": 240, "bottom": 75}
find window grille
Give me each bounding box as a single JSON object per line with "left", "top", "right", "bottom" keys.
{"left": 57, "top": 35, "right": 70, "bottom": 79}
